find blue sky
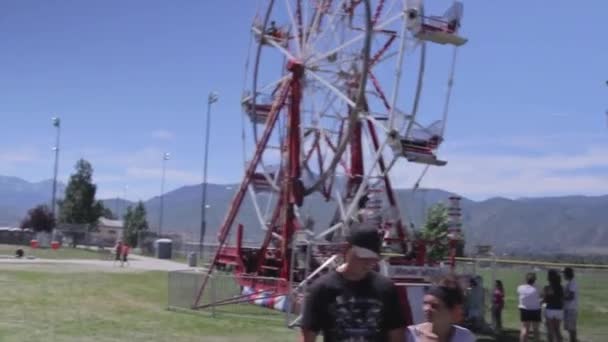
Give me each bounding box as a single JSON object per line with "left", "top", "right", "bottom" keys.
{"left": 1, "top": 0, "right": 607, "bottom": 202}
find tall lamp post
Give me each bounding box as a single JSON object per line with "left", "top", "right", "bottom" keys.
{"left": 159, "top": 152, "right": 170, "bottom": 236}
{"left": 51, "top": 117, "right": 61, "bottom": 238}
{"left": 200, "top": 91, "right": 218, "bottom": 259}
{"left": 118, "top": 185, "right": 129, "bottom": 219}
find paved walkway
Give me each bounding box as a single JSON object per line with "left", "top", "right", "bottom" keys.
{"left": 0, "top": 254, "right": 205, "bottom": 273}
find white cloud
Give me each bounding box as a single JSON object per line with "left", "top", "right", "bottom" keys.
{"left": 389, "top": 145, "right": 608, "bottom": 200}
{"left": 151, "top": 130, "right": 175, "bottom": 140}
{"left": 126, "top": 167, "right": 202, "bottom": 184}
{"left": 0, "top": 147, "right": 44, "bottom": 164}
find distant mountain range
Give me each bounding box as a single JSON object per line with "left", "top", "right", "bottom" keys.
{"left": 0, "top": 176, "right": 66, "bottom": 227}
{"left": 2, "top": 175, "right": 607, "bottom": 255}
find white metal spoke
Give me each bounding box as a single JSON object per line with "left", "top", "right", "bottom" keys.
{"left": 310, "top": 11, "right": 403, "bottom": 65}
{"left": 302, "top": 0, "right": 310, "bottom": 45}
{"left": 284, "top": 0, "right": 303, "bottom": 57}
{"left": 304, "top": 0, "right": 334, "bottom": 56}
{"left": 310, "top": 0, "right": 347, "bottom": 52}
{"left": 242, "top": 74, "right": 291, "bottom": 103}
{"left": 404, "top": 42, "right": 426, "bottom": 138}
{"left": 439, "top": 47, "right": 459, "bottom": 137}
{"left": 343, "top": 137, "right": 391, "bottom": 223}
{"left": 385, "top": 11, "right": 409, "bottom": 131}
{"left": 315, "top": 221, "right": 343, "bottom": 240}
{"left": 247, "top": 185, "right": 271, "bottom": 231}
{"left": 335, "top": 189, "right": 347, "bottom": 221}
{"left": 364, "top": 113, "right": 390, "bottom": 134}
{"left": 307, "top": 70, "right": 356, "bottom": 108}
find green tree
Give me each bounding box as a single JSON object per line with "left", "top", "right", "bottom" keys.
{"left": 20, "top": 204, "right": 55, "bottom": 233}
{"left": 58, "top": 159, "right": 105, "bottom": 246}
{"left": 102, "top": 207, "right": 116, "bottom": 220}
{"left": 59, "top": 159, "right": 104, "bottom": 224}
{"left": 123, "top": 201, "right": 149, "bottom": 247}
{"left": 421, "top": 203, "right": 450, "bottom": 263}
{"left": 420, "top": 203, "right": 467, "bottom": 262}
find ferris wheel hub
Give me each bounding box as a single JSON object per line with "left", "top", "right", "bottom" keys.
{"left": 286, "top": 59, "right": 304, "bottom": 75}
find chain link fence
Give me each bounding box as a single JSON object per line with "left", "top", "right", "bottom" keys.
{"left": 167, "top": 270, "right": 298, "bottom": 324}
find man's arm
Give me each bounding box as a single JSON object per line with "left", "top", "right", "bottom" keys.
{"left": 384, "top": 284, "right": 407, "bottom": 342}
{"left": 564, "top": 282, "right": 576, "bottom": 301}
{"left": 388, "top": 327, "right": 406, "bottom": 342}
{"left": 299, "top": 282, "right": 324, "bottom": 342}
{"left": 300, "top": 329, "right": 317, "bottom": 342}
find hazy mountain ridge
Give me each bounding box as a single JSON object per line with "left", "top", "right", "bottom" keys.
{"left": 1, "top": 175, "right": 607, "bottom": 254}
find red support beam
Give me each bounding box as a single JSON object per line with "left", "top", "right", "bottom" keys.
{"left": 348, "top": 120, "right": 364, "bottom": 195}
{"left": 254, "top": 193, "right": 284, "bottom": 273}
{"left": 281, "top": 60, "right": 304, "bottom": 279}
{"left": 372, "top": 0, "right": 385, "bottom": 25}
{"left": 236, "top": 224, "right": 245, "bottom": 271}
{"left": 192, "top": 80, "right": 291, "bottom": 308}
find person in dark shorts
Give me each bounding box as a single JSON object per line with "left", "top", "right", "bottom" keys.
{"left": 542, "top": 269, "right": 564, "bottom": 342}
{"left": 492, "top": 280, "right": 505, "bottom": 334}
{"left": 562, "top": 267, "right": 578, "bottom": 342}
{"left": 121, "top": 243, "right": 130, "bottom": 267}
{"left": 517, "top": 272, "right": 541, "bottom": 342}
{"left": 114, "top": 241, "right": 123, "bottom": 266}
{"left": 300, "top": 226, "right": 406, "bottom": 342}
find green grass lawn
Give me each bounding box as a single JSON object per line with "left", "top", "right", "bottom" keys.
{"left": 0, "top": 270, "right": 293, "bottom": 342}
{"left": 0, "top": 265, "right": 606, "bottom": 341}
{"left": 0, "top": 244, "right": 109, "bottom": 260}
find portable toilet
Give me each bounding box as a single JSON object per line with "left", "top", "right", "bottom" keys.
{"left": 155, "top": 239, "right": 173, "bottom": 259}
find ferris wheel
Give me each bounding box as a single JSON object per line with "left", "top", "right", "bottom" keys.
{"left": 194, "top": 0, "right": 467, "bottom": 311}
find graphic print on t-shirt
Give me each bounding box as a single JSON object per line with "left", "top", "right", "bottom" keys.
{"left": 329, "top": 294, "right": 384, "bottom": 341}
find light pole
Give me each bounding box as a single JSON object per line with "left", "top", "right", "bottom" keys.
{"left": 51, "top": 117, "right": 61, "bottom": 238}
{"left": 118, "top": 185, "right": 128, "bottom": 219}
{"left": 200, "top": 91, "right": 218, "bottom": 260}
{"left": 159, "top": 152, "right": 170, "bottom": 236}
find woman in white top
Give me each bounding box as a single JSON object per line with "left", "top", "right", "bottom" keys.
{"left": 517, "top": 272, "right": 541, "bottom": 342}
{"left": 406, "top": 276, "right": 476, "bottom": 342}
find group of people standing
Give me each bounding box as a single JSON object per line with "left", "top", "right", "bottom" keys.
{"left": 515, "top": 267, "right": 578, "bottom": 342}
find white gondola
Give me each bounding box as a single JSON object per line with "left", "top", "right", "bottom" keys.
{"left": 406, "top": 0, "right": 467, "bottom": 46}
{"left": 388, "top": 121, "right": 447, "bottom": 166}
{"left": 241, "top": 94, "right": 274, "bottom": 124}
{"left": 251, "top": 172, "right": 279, "bottom": 193}
{"left": 403, "top": 150, "right": 447, "bottom": 166}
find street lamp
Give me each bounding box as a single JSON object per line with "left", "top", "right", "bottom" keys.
{"left": 200, "top": 91, "right": 219, "bottom": 259}
{"left": 118, "top": 185, "right": 129, "bottom": 219}
{"left": 51, "top": 117, "right": 61, "bottom": 237}
{"left": 159, "top": 152, "right": 170, "bottom": 236}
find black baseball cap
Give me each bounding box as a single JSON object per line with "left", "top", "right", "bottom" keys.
{"left": 347, "top": 226, "right": 382, "bottom": 259}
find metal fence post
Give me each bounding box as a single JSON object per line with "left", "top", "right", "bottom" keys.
{"left": 210, "top": 273, "right": 216, "bottom": 318}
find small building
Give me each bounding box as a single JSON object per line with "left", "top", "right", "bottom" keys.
{"left": 94, "top": 218, "right": 124, "bottom": 247}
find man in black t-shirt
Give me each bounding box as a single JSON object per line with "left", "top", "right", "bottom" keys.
{"left": 300, "top": 227, "right": 406, "bottom": 342}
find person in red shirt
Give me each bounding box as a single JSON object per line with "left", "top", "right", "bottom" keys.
{"left": 492, "top": 280, "right": 505, "bottom": 334}
{"left": 120, "top": 243, "right": 130, "bottom": 267}
{"left": 113, "top": 241, "right": 123, "bottom": 266}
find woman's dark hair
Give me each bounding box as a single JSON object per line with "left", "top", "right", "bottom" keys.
{"left": 548, "top": 269, "right": 561, "bottom": 285}
{"left": 495, "top": 280, "right": 504, "bottom": 292}
{"left": 525, "top": 272, "right": 536, "bottom": 285}
{"left": 426, "top": 275, "right": 465, "bottom": 310}
{"left": 563, "top": 267, "right": 574, "bottom": 280}
{"left": 547, "top": 269, "right": 563, "bottom": 297}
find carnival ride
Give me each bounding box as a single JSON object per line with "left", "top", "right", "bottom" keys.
{"left": 192, "top": 0, "right": 468, "bottom": 326}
